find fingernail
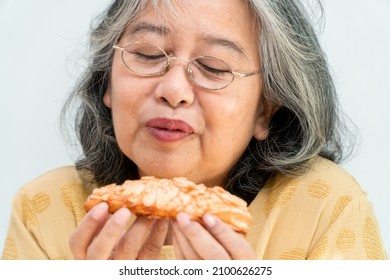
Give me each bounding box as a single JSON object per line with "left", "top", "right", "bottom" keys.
{"left": 113, "top": 207, "right": 131, "bottom": 225}
{"left": 90, "top": 202, "right": 108, "bottom": 220}
{"left": 176, "top": 212, "right": 191, "bottom": 227}
{"left": 202, "top": 213, "right": 216, "bottom": 228}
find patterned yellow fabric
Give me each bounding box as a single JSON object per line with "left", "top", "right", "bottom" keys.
{"left": 1, "top": 157, "right": 387, "bottom": 260}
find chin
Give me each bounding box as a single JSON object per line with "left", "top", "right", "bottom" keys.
{"left": 139, "top": 168, "right": 222, "bottom": 188}
{"left": 138, "top": 165, "right": 190, "bottom": 180}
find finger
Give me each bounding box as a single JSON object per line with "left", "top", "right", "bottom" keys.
{"left": 172, "top": 225, "right": 185, "bottom": 259}
{"left": 69, "top": 202, "right": 109, "bottom": 260}
{"left": 202, "top": 214, "right": 255, "bottom": 259}
{"left": 137, "top": 219, "right": 169, "bottom": 259}
{"left": 86, "top": 207, "right": 131, "bottom": 259}
{"left": 176, "top": 213, "right": 230, "bottom": 260}
{"left": 114, "top": 216, "right": 156, "bottom": 260}
{"left": 172, "top": 220, "right": 201, "bottom": 259}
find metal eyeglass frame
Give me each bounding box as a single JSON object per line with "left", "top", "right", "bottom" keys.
{"left": 113, "top": 41, "right": 260, "bottom": 90}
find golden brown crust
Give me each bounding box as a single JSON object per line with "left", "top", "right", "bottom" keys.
{"left": 84, "top": 176, "right": 252, "bottom": 233}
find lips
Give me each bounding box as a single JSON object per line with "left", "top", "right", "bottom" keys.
{"left": 146, "top": 118, "right": 194, "bottom": 142}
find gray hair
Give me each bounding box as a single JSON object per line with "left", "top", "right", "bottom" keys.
{"left": 62, "top": 0, "right": 355, "bottom": 203}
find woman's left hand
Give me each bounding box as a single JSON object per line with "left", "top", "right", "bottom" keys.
{"left": 172, "top": 213, "right": 255, "bottom": 259}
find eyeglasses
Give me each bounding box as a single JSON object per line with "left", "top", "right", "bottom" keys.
{"left": 113, "top": 41, "right": 260, "bottom": 90}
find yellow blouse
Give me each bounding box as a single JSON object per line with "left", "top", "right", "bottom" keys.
{"left": 1, "top": 157, "right": 387, "bottom": 260}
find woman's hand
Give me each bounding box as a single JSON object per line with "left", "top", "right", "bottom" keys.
{"left": 172, "top": 212, "right": 255, "bottom": 259}
{"left": 69, "top": 202, "right": 169, "bottom": 259}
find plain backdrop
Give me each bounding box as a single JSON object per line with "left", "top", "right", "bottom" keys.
{"left": 0, "top": 0, "right": 389, "bottom": 257}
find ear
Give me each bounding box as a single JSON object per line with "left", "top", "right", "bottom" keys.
{"left": 103, "top": 82, "right": 112, "bottom": 109}
{"left": 253, "top": 99, "right": 278, "bottom": 141}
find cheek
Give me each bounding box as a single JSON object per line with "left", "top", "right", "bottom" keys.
{"left": 108, "top": 76, "right": 151, "bottom": 143}
{"left": 202, "top": 89, "right": 260, "bottom": 152}
{"left": 109, "top": 53, "right": 152, "bottom": 104}
{"left": 109, "top": 62, "right": 154, "bottom": 112}
{"left": 215, "top": 83, "right": 261, "bottom": 131}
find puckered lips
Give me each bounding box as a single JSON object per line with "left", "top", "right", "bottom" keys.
{"left": 145, "top": 118, "right": 194, "bottom": 142}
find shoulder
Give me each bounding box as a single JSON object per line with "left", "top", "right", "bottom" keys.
{"left": 300, "top": 156, "right": 366, "bottom": 202}
{"left": 6, "top": 167, "right": 92, "bottom": 259}
{"left": 12, "top": 166, "right": 92, "bottom": 222}
{"left": 266, "top": 156, "right": 365, "bottom": 200}
{"left": 248, "top": 157, "right": 387, "bottom": 260}
{"left": 17, "top": 166, "right": 89, "bottom": 197}
{"left": 252, "top": 156, "right": 368, "bottom": 219}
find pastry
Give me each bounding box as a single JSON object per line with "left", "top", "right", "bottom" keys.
{"left": 84, "top": 176, "right": 252, "bottom": 233}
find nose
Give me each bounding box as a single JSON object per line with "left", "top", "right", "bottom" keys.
{"left": 154, "top": 59, "right": 195, "bottom": 108}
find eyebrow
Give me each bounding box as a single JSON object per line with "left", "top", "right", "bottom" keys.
{"left": 127, "top": 22, "right": 247, "bottom": 58}
{"left": 128, "top": 22, "right": 169, "bottom": 36}
{"left": 204, "top": 35, "right": 247, "bottom": 58}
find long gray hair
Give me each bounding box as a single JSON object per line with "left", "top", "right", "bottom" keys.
{"left": 62, "top": 0, "right": 355, "bottom": 203}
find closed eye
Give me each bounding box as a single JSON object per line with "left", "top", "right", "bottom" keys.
{"left": 131, "top": 52, "right": 166, "bottom": 62}
{"left": 196, "top": 61, "right": 231, "bottom": 76}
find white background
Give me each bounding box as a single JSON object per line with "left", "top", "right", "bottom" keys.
{"left": 0, "top": 0, "right": 389, "bottom": 257}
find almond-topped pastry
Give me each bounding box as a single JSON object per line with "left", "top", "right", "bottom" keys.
{"left": 84, "top": 176, "right": 252, "bottom": 233}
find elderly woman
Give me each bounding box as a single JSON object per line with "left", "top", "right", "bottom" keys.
{"left": 2, "top": 0, "right": 387, "bottom": 260}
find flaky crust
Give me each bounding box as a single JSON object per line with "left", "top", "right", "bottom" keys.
{"left": 84, "top": 176, "right": 252, "bottom": 233}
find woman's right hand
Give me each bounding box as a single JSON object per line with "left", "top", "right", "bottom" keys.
{"left": 69, "top": 202, "right": 169, "bottom": 259}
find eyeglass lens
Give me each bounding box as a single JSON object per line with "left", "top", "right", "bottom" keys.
{"left": 121, "top": 42, "right": 234, "bottom": 90}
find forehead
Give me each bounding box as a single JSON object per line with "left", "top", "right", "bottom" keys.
{"left": 123, "top": 0, "right": 258, "bottom": 57}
